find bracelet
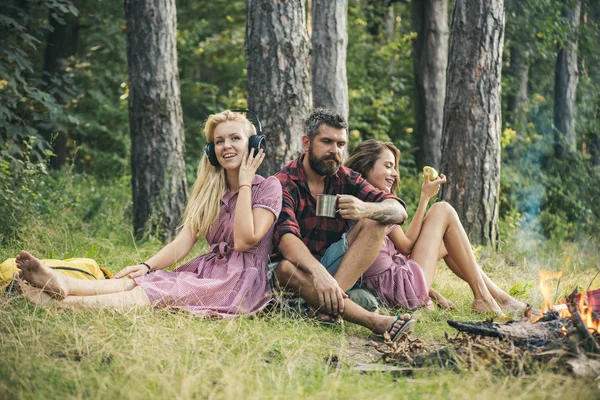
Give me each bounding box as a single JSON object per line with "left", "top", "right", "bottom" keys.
{"left": 239, "top": 184, "right": 252, "bottom": 190}
{"left": 140, "top": 262, "right": 152, "bottom": 274}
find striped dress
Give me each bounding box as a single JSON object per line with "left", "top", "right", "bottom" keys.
{"left": 134, "top": 176, "right": 282, "bottom": 318}
{"left": 361, "top": 227, "right": 431, "bottom": 310}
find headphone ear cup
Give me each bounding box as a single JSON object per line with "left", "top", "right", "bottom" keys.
{"left": 248, "top": 135, "right": 265, "bottom": 155}
{"left": 204, "top": 143, "right": 219, "bottom": 166}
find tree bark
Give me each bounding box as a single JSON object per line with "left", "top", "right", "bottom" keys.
{"left": 440, "top": 0, "right": 505, "bottom": 247}
{"left": 246, "top": 0, "right": 312, "bottom": 176}
{"left": 412, "top": 0, "right": 448, "bottom": 169}
{"left": 311, "top": 0, "right": 349, "bottom": 124}
{"left": 554, "top": 0, "right": 581, "bottom": 157}
{"left": 125, "top": 0, "right": 187, "bottom": 241}
{"left": 42, "top": 3, "right": 80, "bottom": 169}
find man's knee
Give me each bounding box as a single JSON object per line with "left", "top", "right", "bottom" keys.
{"left": 348, "top": 218, "right": 387, "bottom": 245}
{"left": 357, "top": 218, "right": 388, "bottom": 232}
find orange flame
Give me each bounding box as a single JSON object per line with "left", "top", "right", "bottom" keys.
{"left": 534, "top": 270, "right": 600, "bottom": 333}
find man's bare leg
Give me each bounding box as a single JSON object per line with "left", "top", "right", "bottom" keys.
{"left": 16, "top": 251, "right": 137, "bottom": 298}
{"left": 275, "top": 260, "right": 412, "bottom": 336}
{"left": 333, "top": 219, "right": 388, "bottom": 291}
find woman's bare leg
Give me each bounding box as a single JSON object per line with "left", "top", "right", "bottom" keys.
{"left": 60, "top": 286, "right": 151, "bottom": 309}
{"left": 15, "top": 273, "right": 150, "bottom": 310}
{"left": 439, "top": 242, "right": 526, "bottom": 311}
{"left": 16, "top": 251, "right": 137, "bottom": 298}
{"left": 410, "top": 202, "right": 503, "bottom": 314}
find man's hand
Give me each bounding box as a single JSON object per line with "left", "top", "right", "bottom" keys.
{"left": 336, "top": 195, "right": 368, "bottom": 220}
{"left": 312, "top": 268, "right": 348, "bottom": 315}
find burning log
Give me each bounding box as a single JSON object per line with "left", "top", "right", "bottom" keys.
{"left": 567, "top": 288, "right": 600, "bottom": 354}
{"left": 446, "top": 319, "right": 565, "bottom": 347}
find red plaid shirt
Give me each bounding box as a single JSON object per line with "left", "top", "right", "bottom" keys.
{"left": 272, "top": 154, "right": 405, "bottom": 261}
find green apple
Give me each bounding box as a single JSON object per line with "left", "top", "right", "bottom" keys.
{"left": 423, "top": 166, "right": 439, "bottom": 181}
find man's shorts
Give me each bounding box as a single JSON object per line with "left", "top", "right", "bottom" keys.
{"left": 267, "top": 234, "right": 381, "bottom": 310}
{"left": 267, "top": 234, "right": 349, "bottom": 284}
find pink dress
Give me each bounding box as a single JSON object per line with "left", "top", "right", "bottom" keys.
{"left": 134, "top": 176, "right": 282, "bottom": 318}
{"left": 361, "top": 226, "right": 431, "bottom": 310}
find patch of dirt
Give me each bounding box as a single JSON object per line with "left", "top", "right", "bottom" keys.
{"left": 342, "top": 334, "right": 385, "bottom": 365}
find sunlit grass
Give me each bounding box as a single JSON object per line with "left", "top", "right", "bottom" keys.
{"left": 1, "top": 173, "right": 600, "bottom": 399}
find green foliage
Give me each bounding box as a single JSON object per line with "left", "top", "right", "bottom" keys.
{"left": 177, "top": 0, "right": 248, "bottom": 178}
{"left": 0, "top": 1, "right": 73, "bottom": 161}
{"left": 502, "top": 131, "right": 600, "bottom": 241}
{"left": 65, "top": 1, "right": 130, "bottom": 177}
{"left": 346, "top": 1, "right": 416, "bottom": 171}
{"left": 0, "top": 0, "right": 77, "bottom": 243}
{"left": 0, "top": 137, "right": 52, "bottom": 244}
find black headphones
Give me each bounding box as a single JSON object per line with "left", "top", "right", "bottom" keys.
{"left": 204, "top": 109, "right": 266, "bottom": 167}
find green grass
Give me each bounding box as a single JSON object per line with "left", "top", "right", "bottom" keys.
{"left": 1, "top": 172, "right": 600, "bottom": 399}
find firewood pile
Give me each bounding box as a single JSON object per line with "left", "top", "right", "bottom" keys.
{"left": 375, "top": 288, "right": 600, "bottom": 378}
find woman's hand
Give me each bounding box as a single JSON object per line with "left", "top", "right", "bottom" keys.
{"left": 421, "top": 171, "right": 447, "bottom": 200}
{"left": 238, "top": 148, "right": 265, "bottom": 187}
{"left": 115, "top": 264, "right": 149, "bottom": 279}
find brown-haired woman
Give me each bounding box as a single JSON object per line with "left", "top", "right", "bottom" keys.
{"left": 346, "top": 139, "right": 525, "bottom": 313}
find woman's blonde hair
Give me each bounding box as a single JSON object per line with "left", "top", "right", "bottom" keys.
{"left": 345, "top": 139, "right": 401, "bottom": 194}
{"left": 183, "top": 110, "right": 256, "bottom": 238}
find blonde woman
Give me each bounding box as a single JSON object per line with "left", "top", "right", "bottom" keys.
{"left": 15, "top": 110, "right": 282, "bottom": 317}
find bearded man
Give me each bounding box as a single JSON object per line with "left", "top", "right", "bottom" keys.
{"left": 269, "top": 108, "right": 414, "bottom": 339}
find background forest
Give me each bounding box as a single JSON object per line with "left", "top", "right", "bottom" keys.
{"left": 2, "top": 1, "right": 600, "bottom": 398}
{"left": 2, "top": 0, "right": 599, "bottom": 246}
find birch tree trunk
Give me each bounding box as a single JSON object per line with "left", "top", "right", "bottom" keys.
{"left": 554, "top": 0, "right": 581, "bottom": 157}
{"left": 440, "top": 0, "right": 505, "bottom": 247}
{"left": 412, "top": 0, "right": 448, "bottom": 169}
{"left": 125, "top": 0, "right": 187, "bottom": 241}
{"left": 245, "top": 0, "right": 312, "bottom": 176}
{"left": 311, "top": 0, "right": 349, "bottom": 123}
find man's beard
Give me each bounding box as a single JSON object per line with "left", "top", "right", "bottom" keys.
{"left": 308, "top": 144, "right": 341, "bottom": 176}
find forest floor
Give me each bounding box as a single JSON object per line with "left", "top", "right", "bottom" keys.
{"left": 1, "top": 173, "right": 600, "bottom": 399}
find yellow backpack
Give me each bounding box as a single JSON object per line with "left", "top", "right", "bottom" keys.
{"left": 0, "top": 257, "right": 113, "bottom": 290}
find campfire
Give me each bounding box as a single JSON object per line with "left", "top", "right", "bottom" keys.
{"left": 376, "top": 270, "right": 600, "bottom": 377}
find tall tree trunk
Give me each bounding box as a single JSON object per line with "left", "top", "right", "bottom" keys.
{"left": 440, "top": 0, "right": 505, "bottom": 247}
{"left": 125, "top": 0, "right": 187, "bottom": 241}
{"left": 42, "top": 3, "right": 80, "bottom": 169}
{"left": 412, "top": 0, "right": 448, "bottom": 169}
{"left": 554, "top": 0, "right": 581, "bottom": 157}
{"left": 246, "top": 0, "right": 312, "bottom": 176}
{"left": 311, "top": 0, "right": 349, "bottom": 124}
{"left": 505, "top": 44, "right": 530, "bottom": 128}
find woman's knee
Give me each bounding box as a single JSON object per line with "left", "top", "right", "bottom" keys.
{"left": 428, "top": 201, "right": 457, "bottom": 220}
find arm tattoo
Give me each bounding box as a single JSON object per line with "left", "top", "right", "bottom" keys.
{"left": 371, "top": 201, "right": 407, "bottom": 225}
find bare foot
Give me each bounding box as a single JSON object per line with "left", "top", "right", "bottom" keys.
{"left": 498, "top": 297, "right": 527, "bottom": 312}
{"left": 472, "top": 297, "right": 504, "bottom": 315}
{"left": 429, "top": 288, "right": 456, "bottom": 310}
{"left": 14, "top": 273, "right": 57, "bottom": 307}
{"left": 16, "top": 251, "right": 68, "bottom": 299}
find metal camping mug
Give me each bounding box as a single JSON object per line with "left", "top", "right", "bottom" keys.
{"left": 316, "top": 194, "right": 338, "bottom": 218}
